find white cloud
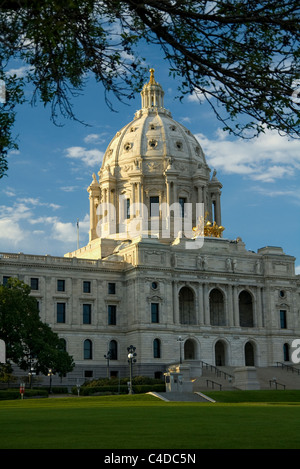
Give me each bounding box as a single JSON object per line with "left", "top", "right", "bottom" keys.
{"left": 296, "top": 265, "right": 300, "bottom": 275}
{"left": 83, "top": 134, "right": 101, "bottom": 144}
{"left": 187, "top": 90, "right": 206, "bottom": 103}
{"left": 252, "top": 186, "right": 300, "bottom": 205}
{"left": 196, "top": 128, "right": 300, "bottom": 183}
{"left": 0, "top": 218, "right": 24, "bottom": 244}
{"left": 6, "top": 65, "right": 33, "bottom": 78}
{"left": 0, "top": 194, "right": 89, "bottom": 255}
{"left": 65, "top": 146, "right": 104, "bottom": 167}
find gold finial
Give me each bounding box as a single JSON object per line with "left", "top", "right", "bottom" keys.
{"left": 149, "top": 68, "right": 156, "bottom": 84}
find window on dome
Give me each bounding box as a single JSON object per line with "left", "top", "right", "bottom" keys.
{"left": 149, "top": 139, "right": 157, "bottom": 149}
{"left": 126, "top": 198, "right": 130, "bottom": 219}
{"left": 179, "top": 197, "right": 186, "bottom": 217}
{"left": 150, "top": 196, "right": 159, "bottom": 217}
{"left": 124, "top": 142, "right": 132, "bottom": 151}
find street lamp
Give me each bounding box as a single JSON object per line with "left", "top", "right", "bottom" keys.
{"left": 48, "top": 368, "right": 53, "bottom": 394}
{"left": 177, "top": 336, "right": 184, "bottom": 364}
{"left": 104, "top": 350, "right": 112, "bottom": 379}
{"left": 127, "top": 345, "right": 137, "bottom": 394}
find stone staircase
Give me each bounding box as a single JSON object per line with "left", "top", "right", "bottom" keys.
{"left": 158, "top": 362, "right": 300, "bottom": 401}
{"left": 192, "top": 363, "right": 300, "bottom": 392}
{"left": 193, "top": 365, "right": 236, "bottom": 392}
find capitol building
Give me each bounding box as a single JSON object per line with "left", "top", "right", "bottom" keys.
{"left": 1, "top": 70, "right": 300, "bottom": 388}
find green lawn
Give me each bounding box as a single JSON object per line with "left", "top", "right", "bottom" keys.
{"left": 1, "top": 392, "right": 300, "bottom": 449}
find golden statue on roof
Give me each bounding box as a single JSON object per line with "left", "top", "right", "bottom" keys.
{"left": 149, "top": 68, "right": 156, "bottom": 84}
{"left": 192, "top": 211, "right": 225, "bottom": 239}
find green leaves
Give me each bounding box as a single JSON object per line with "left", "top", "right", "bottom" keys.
{"left": 0, "top": 0, "right": 299, "bottom": 176}
{"left": 0, "top": 278, "right": 74, "bottom": 377}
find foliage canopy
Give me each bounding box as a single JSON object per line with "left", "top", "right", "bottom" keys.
{"left": 0, "top": 278, "right": 74, "bottom": 377}
{"left": 0, "top": 0, "right": 299, "bottom": 177}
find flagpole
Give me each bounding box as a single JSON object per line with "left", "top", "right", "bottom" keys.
{"left": 77, "top": 218, "right": 79, "bottom": 250}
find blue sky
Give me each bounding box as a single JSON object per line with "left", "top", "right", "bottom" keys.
{"left": 0, "top": 47, "right": 299, "bottom": 274}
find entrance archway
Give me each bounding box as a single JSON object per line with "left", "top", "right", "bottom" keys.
{"left": 184, "top": 339, "right": 197, "bottom": 360}
{"left": 215, "top": 340, "right": 226, "bottom": 366}
{"left": 245, "top": 341, "right": 255, "bottom": 366}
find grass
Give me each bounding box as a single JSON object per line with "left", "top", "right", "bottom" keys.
{"left": 1, "top": 392, "right": 300, "bottom": 449}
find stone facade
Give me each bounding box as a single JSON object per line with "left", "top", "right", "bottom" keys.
{"left": 1, "top": 70, "right": 299, "bottom": 386}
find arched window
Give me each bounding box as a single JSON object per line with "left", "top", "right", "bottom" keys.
{"left": 153, "top": 339, "right": 161, "bottom": 358}
{"left": 209, "top": 288, "right": 225, "bottom": 326}
{"left": 283, "top": 343, "right": 290, "bottom": 362}
{"left": 179, "top": 286, "right": 196, "bottom": 324}
{"left": 84, "top": 339, "right": 92, "bottom": 360}
{"left": 109, "top": 340, "right": 118, "bottom": 360}
{"left": 239, "top": 291, "right": 254, "bottom": 327}
{"left": 245, "top": 341, "right": 255, "bottom": 366}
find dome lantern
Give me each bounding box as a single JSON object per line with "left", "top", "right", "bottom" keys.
{"left": 140, "top": 68, "right": 165, "bottom": 111}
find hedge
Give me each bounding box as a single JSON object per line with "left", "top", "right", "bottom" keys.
{"left": 72, "top": 384, "right": 166, "bottom": 396}
{"left": 0, "top": 388, "right": 49, "bottom": 400}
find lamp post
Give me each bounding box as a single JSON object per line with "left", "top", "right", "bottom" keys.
{"left": 104, "top": 350, "right": 112, "bottom": 379}
{"left": 127, "top": 345, "right": 137, "bottom": 394}
{"left": 177, "top": 336, "right": 184, "bottom": 364}
{"left": 48, "top": 368, "right": 53, "bottom": 394}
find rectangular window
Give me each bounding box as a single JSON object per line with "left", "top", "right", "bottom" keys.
{"left": 30, "top": 278, "right": 39, "bottom": 290}
{"left": 83, "top": 281, "right": 91, "bottom": 293}
{"left": 150, "top": 196, "right": 159, "bottom": 217}
{"left": 280, "top": 310, "right": 287, "bottom": 329}
{"left": 83, "top": 304, "right": 92, "bottom": 324}
{"left": 3, "top": 276, "right": 11, "bottom": 286}
{"left": 108, "top": 305, "right": 117, "bottom": 325}
{"left": 57, "top": 303, "right": 66, "bottom": 323}
{"left": 57, "top": 279, "right": 65, "bottom": 292}
{"left": 151, "top": 303, "right": 159, "bottom": 323}
{"left": 108, "top": 282, "right": 116, "bottom": 294}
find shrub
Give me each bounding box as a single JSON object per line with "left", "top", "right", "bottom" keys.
{"left": 72, "top": 377, "right": 166, "bottom": 396}
{"left": 0, "top": 388, "right": 48, "bottom": 400}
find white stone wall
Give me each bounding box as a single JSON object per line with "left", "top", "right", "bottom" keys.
{"left": 1, "top": 241, "right": 299, "bottom": 382}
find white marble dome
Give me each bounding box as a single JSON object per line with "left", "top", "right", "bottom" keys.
{"left": 100, "top": 69, "right": 210, "bottom": 181}
{"left": 88, "top": 69, "right": 222, "bottom": 243}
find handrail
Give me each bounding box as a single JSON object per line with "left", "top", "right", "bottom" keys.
{"left": 269, "top": 379, "right": 286, "bottom": 390}
{"left": 276, "top": 362, "right": 300, "bottom": 375}
{"left": 206, "top": 379, "right": 222, "bottom": 391}
{"left": 200, "top": 360, "right": 234, "bottom": 381}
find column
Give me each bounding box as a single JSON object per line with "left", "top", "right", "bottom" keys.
{"left": 173, "top": 281, "right": 180, "bottom": 324}
{"left": 198, "top": 283, "right": 204, "bottom": 325}
{"left": 215, "top": 192, "right": 222, "bottom": 226}
{"left": 203, "top": 283, "right": 210, "bottom": 325}
{"left": 257, "top": 286, "right": 263, "bottom": 328}
{"left": 227, "top": 285, "right": 234, "bottom": 327}
{"left": 233, "top": 285, "right": 240, "bottom": 326}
